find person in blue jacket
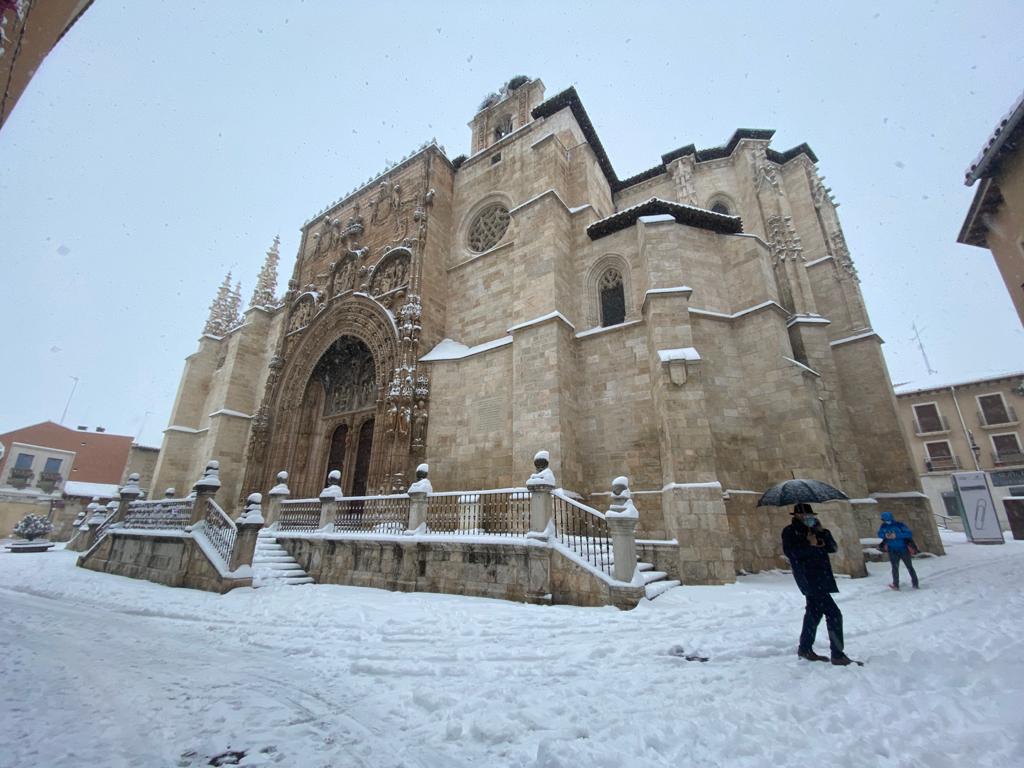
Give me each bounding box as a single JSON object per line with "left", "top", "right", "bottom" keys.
{"left": 878, "top": 511, "right": 919, "bottom": 590}
{"left": 782, "top": 503, "right": 855, "bottom": 665}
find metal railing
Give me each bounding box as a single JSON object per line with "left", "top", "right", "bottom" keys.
{"left": 993, "top": 450, "right": 1024, "bottom": 467}
{"left": 122, "top": 498, "right": 193, "bottom": 530}
{"left": 551, "top": 491, "right": 614, "bottom": 578}
{"left": 278, "top": 498, "right": 321, "bottom": 531}
{"left": 335, "top": 494, "right": 410, "bottom": 534}
{"left": 198, "top": 498, "right": 237, "bottom": 567}
{"left": 424, "top": 489, "right": 530, "bottom": 536}
{"left": 978, "top": 404, "right": 1018, "bottom": 427}
{"left": 925, "top": 455, "right": 960, "bottom": 472}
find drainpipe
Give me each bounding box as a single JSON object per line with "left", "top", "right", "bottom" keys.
{"left": 950, "top": 386, "right": 981, "bottom": 471}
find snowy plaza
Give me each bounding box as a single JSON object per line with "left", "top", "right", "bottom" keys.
{"left": 1, "top": 531, "right": 1021, "bottom": 768}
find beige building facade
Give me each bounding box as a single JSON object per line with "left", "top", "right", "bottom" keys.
{"left": 959, "top": 91, "right": 1024, "bottom": 326}
{"left": 154, "top": 78, "right": 943, "bottom": 584}
{"left": 895, "top": 371, "right": 1024, "bottom": 529}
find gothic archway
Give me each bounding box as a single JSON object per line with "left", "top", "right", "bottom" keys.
{"left": 249, "top": 293, "right": 402, "bottom": 499}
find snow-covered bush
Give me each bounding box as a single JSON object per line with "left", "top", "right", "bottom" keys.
{"left": 12, "top": 514, "right": 53, "bottom": 541}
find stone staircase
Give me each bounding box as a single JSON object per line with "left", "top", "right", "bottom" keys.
{"left": 637, "top": 561, "right": 681, "bottom": 600}
{"left": 252, "top": 530, "right": 314, "bottom": 588}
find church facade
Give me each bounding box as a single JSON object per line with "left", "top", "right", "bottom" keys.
{"left": 151, "top": 78, "right": 942, "bottom": 585}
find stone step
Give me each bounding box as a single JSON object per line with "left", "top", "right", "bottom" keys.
{"left": 255, "top": 555, "right": 294, "bottom": 563}
{"left": 645, "top": 579, "right": 681, "bottom": 600}
{"left": 641, "top": 570, "right": 668, "bottom": 584}
{"left": 259, "top": 562, "right": 304, "bottom": 571}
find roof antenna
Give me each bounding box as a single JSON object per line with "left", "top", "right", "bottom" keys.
{"left": 910, "top": 321, "right": 938, "bottom": 376}
{"left": 60, "top": 376, "right": 79, "bottom": 425}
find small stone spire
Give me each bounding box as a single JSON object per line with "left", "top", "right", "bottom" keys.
{"left": 250, "top": 235, "right": 281, "bottom": 309}
{"left": 229, "top": 280, "right": 243, "bottom": 325}
{"left": 203, "top": 272, "right": 237, "bottom": 336}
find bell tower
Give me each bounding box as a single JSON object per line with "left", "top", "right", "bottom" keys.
{"left": 468, "top": 76, "right": 546, "bottom": 155}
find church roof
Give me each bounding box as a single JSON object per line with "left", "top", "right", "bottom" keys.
{"left": 586, "top": 197, "right": 743, "bottom": 240}
{"left": 531, "top": 87, "right": 818, "bottom": 193}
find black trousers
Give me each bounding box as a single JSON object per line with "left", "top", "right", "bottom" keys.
{"left": 889, "top": 549, "right": 919, "bottom": 588}
{"left": 799, "top": 593, "right": 844, "bottom": 657}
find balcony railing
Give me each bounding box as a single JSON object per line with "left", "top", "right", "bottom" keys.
{"left": 913, "top": 415, "right": 949, "bottom": 435}
{"left": 925, "top": 455, "right": 960, "bottom": 472}
{"left": 993, "top": 450, "right": 1024, "bottom": 467}
{"left": 978, "top": 405, "right": 1018, "bottom": 428}
{"left": 7, "top": 467, "right": 34, "bottom": 489}
{"left": 36, "top": 471, "right": 63, "bottom": 493}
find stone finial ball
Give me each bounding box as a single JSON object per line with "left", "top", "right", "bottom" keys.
{"left": 165, "top": 488, "right": 176, "bottom": 497}
{"left": 129, "top": 473, "right": 140, "bottom": 481}
{"left": 277, "top": 470, "right": 289, "bottom": 481}
{"left": 247, "top": 492, "right": 263, "bottom": 504}
{"left": 328, "top": 469, "right": 342, "bottom": 482}
{"left": 416, "top": 463, "right": 429, "bottom": 474}
{"left": 612, "top": 476, "right": 629, "bottom": 491}
{"left": 207, "top": 460, "right": 220, "bottom": 470}
{"left": 534, "top": 450, "right": 550, "bottom": 462}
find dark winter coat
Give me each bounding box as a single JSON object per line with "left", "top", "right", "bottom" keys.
{"left": 782, "top": 519, "right": 839, "bottom": 596}
{"left": 877, "top": 521, "right": 914, "bottom": 553}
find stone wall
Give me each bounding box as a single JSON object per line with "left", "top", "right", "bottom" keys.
{"left": 77, "top": 531, "right": 250, "bottom": 593}
{"left": 278, "top": 535, "right": 639, "bottom": 608}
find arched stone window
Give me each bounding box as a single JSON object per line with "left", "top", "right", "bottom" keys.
{"left": 467, "top": 204, "right": 511, "bottom": 253}
{"left": 599, "top": 268, "right": 626, "bottom": 327}
{"left": 707, "top": 195, "right": 736, "bottom": 216}
{"left": 493, "top": 113, "right": 514, "bottom": 141}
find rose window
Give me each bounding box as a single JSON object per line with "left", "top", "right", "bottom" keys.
{"left": 467, "top": 204, "right": 511, "bottom": 253}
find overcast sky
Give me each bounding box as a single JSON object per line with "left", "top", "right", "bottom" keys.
{"left": 1, "top": 0, "right": 1021, "bottom": 448}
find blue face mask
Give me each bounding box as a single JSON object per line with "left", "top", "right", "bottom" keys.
{"left": 804, "top": 516, "right": 818, "bottom": 527}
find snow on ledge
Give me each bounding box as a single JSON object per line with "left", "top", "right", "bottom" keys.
{"left": 689, "top": 300, "right": 787, "bottom": 322}
{"left": 783, "top": 356, "right": 821, "bottom": 377}
{"left": 507, "top": 311, "right": 576, "bottom": 334}
{"left": 645, "top": 286, "right": 693, "bottom": 298}
{"left": 420, "top": 336, "right": 513, "bottom": 362}
{"left": 209, "top": 409, "right": 253, "bottom": 420}
{"left": 848, "top": 498, "right": 879, "bottom": 505}
{"left": 663, "top": 481, "right": 723, "bottom": 491}
{"left": 165, "top": 425, "right": 205, "bottom": 435}
{"left": 657, "top": 347, "right": 701, "bottom": 363}
{"left": 870, "top": 491, "right": 929, "bottom": 499}
{"left": 805, "top": 255, "right": 834, "bottom": 267}
{"left": 575, "top": 319, "right": 643, "bottom": 339}
{"left": 830, "top": 330, "right": 882, "bottom": 347}
{"left": 786, "top": 314, "right": 830, "bottom": 328}
{"left": 638, "top": 213, "right": 676, "bottom": 223}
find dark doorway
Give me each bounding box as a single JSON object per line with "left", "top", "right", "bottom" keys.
{"left": 351, "top": 418, "right": 375, "bottom": 497}
{"left": 326, "top": 423, "right": 348, "bottom": 487}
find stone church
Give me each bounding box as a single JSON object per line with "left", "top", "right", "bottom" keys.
{"left": 150, "top": 77, "right": 942, "bottom": 584}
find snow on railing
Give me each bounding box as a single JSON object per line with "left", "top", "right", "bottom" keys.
{"left": 196, "top": 498, "right": 237, "bottom": 567}
{"left": 334, "top": 494, "right": 410, "bottom": 534}
{"left": 551, "top": 490, "right": 614, "bottom": 578}
{"left": 425, "top": 488, "right": 530, "bottom": 536}
{"left": 278, "top": 498, "right": 321, "bottom": 531}
{"left": 122, "top": 498, "right": 193, "bottom": 531}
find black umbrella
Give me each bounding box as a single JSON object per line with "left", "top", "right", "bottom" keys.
{"left": 756, "top": 478, "right": 849, "bottom": 507}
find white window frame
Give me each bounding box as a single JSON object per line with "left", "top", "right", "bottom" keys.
{"left": 990, "top": 431, "right": 1022, "bottom": 456}
{"left": 924, "top": 440, "right": 953, "bottom": 460}
{"left": 912, "top": 400, "right": 946, "bottom": 433}
{"left": 976, "top": 391, "right": 1011, "bottom": 426}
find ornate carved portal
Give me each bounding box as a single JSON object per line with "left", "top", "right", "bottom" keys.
{"left": 245, "top": 296, "right": 397, "bottom": 498}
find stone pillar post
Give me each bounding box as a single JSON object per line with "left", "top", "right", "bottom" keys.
{"left": 265, "top": 471, "right": 289, "bottom": 527}
{"left": 606, "top": 476, "right": 640, "bottom": 583}
{"left": 83, "top": 499, "right": 108, "bottom": 549}
{"left": 190, "top": 460, "right": 221, "bottom": 526}
{"left": 527, "top": 450, "right": 556, "bottom": 539}
{"left": 113, "top": 473, "right": 143, "bottom": 526}
{"left": 406, "top": 463, "right": 431, "bottom": 533}
{"left": 319, "top": 469, "right": 342, "bottom": 530}
{"left": 230, "top": 493, "right": 265, "bottom": 572}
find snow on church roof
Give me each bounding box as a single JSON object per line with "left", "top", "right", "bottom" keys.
{"left": 587, "top": 198, "right": 742, "bottom": 240}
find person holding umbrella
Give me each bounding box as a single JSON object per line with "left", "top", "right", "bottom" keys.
{"left": 781, "top": 503, "right": 858, "bottom": 666}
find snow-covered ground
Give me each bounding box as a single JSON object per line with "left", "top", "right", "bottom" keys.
{"left": 1, "top": 532, "right": 1022, "bottom": 768}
